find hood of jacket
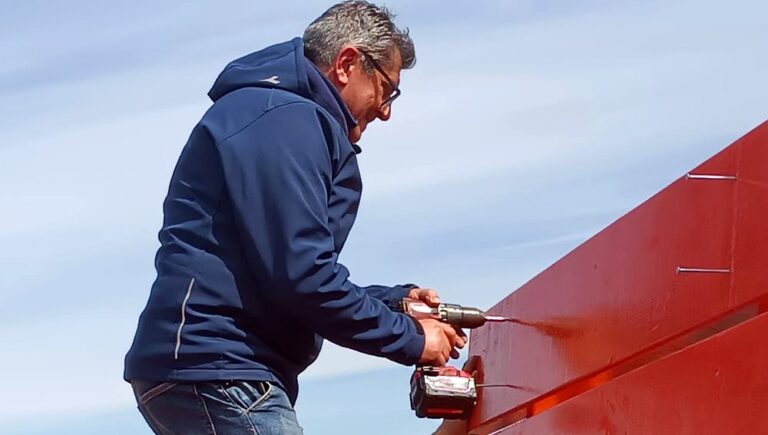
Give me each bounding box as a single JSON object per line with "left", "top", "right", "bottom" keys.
{"left": 207, "top": 37, "right": 357, "bottom": 138}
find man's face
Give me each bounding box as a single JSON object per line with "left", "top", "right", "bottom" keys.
{"left": 327, "top": 47, "right": 403, "bottom": 143}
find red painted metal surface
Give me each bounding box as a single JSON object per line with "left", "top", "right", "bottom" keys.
{"left": 468, "top": 121, "right": 768, "bottom": 434}
{"left": 498, "top": 310, "right": 768, "bottom": 435}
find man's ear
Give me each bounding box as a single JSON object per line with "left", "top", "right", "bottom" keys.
{"left": 331, "top": 46, "right": 361, "bottom": 86}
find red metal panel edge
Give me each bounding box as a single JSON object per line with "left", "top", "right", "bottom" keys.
{"left": 468, "top": 121, "right": 768, "bottom": 428}
{"left": 732, "top": 122, "right": 768, "bottom": 304}
{"left": 496, "top": 309, "right": 768, "bottom": 435}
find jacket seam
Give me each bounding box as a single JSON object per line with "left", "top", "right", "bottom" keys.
{"left": 208, "top": 185, "right": 229, "bottom": 370}
{"left": 215, "top": 99, "right": 322, "bottom": 147}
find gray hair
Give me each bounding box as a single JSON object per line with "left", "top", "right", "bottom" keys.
{"left": 303, "top": 1, "right": 416, "bottom": 72}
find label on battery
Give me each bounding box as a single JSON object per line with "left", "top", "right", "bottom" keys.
{"left": 424, "top": 375, "right": 476, "bottom": 396}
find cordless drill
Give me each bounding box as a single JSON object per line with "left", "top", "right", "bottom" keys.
{"left": 399, "top": 300, "right": 513, "bottom": 329}
{"left": 398, "top": 300, "right": 516, "bottom": 419}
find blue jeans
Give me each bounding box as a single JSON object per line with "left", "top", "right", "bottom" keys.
{"left": 131, "top": 380, "right": 304, "bottom": 435}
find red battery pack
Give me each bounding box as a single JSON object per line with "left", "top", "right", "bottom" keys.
{"left": 409, "top": 365, "right": 477, "bottom": 419}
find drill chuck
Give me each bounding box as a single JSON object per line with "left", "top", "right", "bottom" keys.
{"left": 437, "top": 303, "right": 488, "bottom": 328}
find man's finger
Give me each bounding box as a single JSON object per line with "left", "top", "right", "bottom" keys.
{"left": 417, "top": 288, "right": 441, "bottom": 306}
{"left": 443, "top": 325, "right": 466, "bottom": 349}
{"left": 436, "top": 354, "right": 447, "bottom": 366}
{"left": 455, "top": 328, "right": 468, "bottom": 348}
{"left": 439, "top": 323, "right": 459, "bottom": 344}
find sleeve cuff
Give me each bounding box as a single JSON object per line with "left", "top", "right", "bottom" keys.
{"left": 399, "top": 314, "right": 425, "bottom": 366}
{"left": 390, "top": 284, "right": 416, "bottom": 303}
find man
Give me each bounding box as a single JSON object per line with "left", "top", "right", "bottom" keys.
{"left": 124, "top": 1, "right": 465, "bottom": 434}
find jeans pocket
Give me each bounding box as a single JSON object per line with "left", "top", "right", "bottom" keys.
{"left": 134, "top": 381, "right": 177, "bottom": 405}
{"left": 219, "top": 381, "right": 273, "bottom": 414}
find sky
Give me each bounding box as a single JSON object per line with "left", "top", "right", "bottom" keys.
{"left": 2, "top": 0, "right": 767, "bottom": 434}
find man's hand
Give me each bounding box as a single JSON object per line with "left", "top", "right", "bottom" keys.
{"left": 407, "top": 287, "right": 441, "bottom": 307}
{"left": 408, "top": 287, "right": 468, "bottom": 363}
{"left": 419, "top": 318, "right": 466, "bottom": 366}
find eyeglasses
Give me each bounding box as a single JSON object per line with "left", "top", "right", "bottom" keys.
{"left": 359, "top": 50, "right": 401, "bottom": 108}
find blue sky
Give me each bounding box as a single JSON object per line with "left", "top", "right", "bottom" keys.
{"left": 2, "top": 1, "right": 767, "bottom": 434}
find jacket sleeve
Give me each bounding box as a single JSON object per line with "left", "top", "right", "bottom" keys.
{"left": 358, "top": 284, "right": 417, "bottom": 308}
{"left": 216, "top": 102, "right": 424, "bottom": 366}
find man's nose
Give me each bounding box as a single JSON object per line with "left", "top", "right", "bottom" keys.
{"left": 377, "top": 104, "right": 391, "bottom": 121}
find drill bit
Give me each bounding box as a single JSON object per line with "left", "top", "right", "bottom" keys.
{"left": 483, "top": 315, "right": 514, "bottom": 322}
{"left": 483, "top": 314, "right": 524, "bottom": 323}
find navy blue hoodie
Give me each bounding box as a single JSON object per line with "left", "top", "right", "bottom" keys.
{"left": 124, "top": 38, "right": 425, "bottom": 404}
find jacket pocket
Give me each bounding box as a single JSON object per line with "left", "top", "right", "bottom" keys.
{"left": 218, "top": 381, "right": 273, "bottom": 413}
